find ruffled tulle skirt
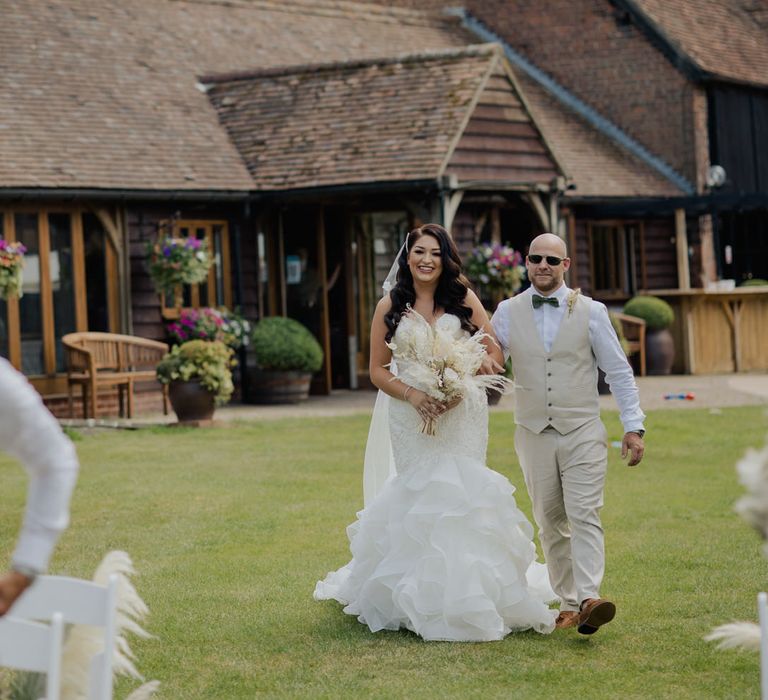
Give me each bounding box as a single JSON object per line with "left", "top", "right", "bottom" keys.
{"left": 314, "top": 449, "right": 557, "bottom": 641}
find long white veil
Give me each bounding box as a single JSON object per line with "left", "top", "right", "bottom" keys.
{"left": 361, "top": 242, "right": 405, "bottom": 507}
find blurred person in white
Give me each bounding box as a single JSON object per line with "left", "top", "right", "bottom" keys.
{"left": 0, "top": 357, "right": 79, "bottom": 615}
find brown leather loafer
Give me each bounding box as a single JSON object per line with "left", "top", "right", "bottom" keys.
{"left": 577, "top": 598, "right": 616, "bottom": 635}
{"left": 555, "top": 610, "right": 579, "bottom": 629}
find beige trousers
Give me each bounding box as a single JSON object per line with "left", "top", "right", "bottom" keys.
{"left": 514, "top": 417, "right": 608, "bottom": 611}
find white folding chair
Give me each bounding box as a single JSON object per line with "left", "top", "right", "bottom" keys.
{"left": 0, "top": 611, "right": 64, "bottom": 700}
{"left": 10, "top": 574, "right": 119, "bottom": 700}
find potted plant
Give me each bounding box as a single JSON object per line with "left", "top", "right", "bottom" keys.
{"left": 248, "top": 316, "right": 324, "bottom": 404}
{"left": 0, "top": 238, "right": 26, "bottom": 300}
{"left": 156, "top": 339, "right": 235, "bottom": 422}
{"left": 465, "top": 242, "right": 527, "bottom": 306}
{"left": 623, "top": 295, "right": 675, "bottom": 375}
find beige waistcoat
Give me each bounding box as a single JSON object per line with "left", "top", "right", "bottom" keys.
{"left": 507, "top": 293, "right": 599, "bottom": 435}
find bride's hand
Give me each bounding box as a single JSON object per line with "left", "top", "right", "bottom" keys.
{"left": 407, "top": 388, "right": 444, "bottom": 419}
{"left": 442, "top": 396, "right": 463, "bottom": 412}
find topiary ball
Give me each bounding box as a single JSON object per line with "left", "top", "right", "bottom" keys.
{"left": 623, "top": 295, "right": 675, "bottom": 331}
{"left": 251, "top": 316, "right": 324, "bottom": 373}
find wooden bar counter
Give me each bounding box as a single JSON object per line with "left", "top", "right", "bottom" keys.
{"left": 645, "top": 287, "right": 768, "bottom": 374}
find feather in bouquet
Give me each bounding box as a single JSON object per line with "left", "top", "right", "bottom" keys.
{"left": 705, "top": 437, "right": 768, "bottom": 652}
{"left": 387, "top": 309, "right": 508, "bottom": 436}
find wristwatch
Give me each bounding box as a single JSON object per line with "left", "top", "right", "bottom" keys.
{"left": 629, "top": 430, "right": 645, "bottom": 438}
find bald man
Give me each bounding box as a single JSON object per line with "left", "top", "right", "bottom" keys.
{"left": 491, "top": 233, "right": 645, "bottom": 634}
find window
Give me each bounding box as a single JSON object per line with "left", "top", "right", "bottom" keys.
{"left": 159, "top": 220, "right": 232, "bottom": 318}
{"left": 0, "top": 215, "right": 7, "bottom": 360}
{"left": 0, "top": 209, "right": 118, "bottom": 383}
{"left": 588, "top": 222, "right": 642, "bottom": 299}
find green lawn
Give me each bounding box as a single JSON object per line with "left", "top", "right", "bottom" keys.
{"left": 1, "top": 406, "right": 766, "bottom": 699}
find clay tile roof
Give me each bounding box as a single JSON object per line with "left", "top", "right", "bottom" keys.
{"left": 0, "top": 0, "right": 469, "bottom": 192}
{"left": 515, "top": 70, "right": 684, "bottom": 198}
{"left": 205, "top": 45, "right": 517, "bottom": 190}
{"left": 629, "top": 0, "right": 768, "bottom": 87}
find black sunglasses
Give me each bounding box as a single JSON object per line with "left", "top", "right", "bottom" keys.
{"left": 527, "top": 254, "right": 565, "bottom": 266}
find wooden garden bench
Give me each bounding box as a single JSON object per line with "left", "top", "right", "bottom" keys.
{"left": 613, "top": 312, "right": 647, "bottom": 376}
{"left": 62, "top": 332, "right": 169, "bottom": 419}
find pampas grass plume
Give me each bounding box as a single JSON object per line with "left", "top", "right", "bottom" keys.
{"left": 706, "top": 435, "right": 768, "bottom": 655}
{"left": 59, "top": 550, "right": 159, "bottom": 700}
{"left": 705, "top": 622, "right": 761, "bottom": 651}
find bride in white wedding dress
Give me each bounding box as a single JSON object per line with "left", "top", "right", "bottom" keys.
{"left": 314, "top": 224, "right": 556, "bottom": 641}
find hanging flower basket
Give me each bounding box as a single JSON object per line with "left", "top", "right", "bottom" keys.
{"left": 0, "top": 239, "right": 26, "bottom": 300}
{"left": 145, "top": 235, "right": 213, "bottom": 298}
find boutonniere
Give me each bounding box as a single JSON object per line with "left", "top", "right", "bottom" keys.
{"left": 566, "top": 288, "right": 581, "bottom": 317}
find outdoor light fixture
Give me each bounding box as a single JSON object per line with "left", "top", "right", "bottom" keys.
{"left": 706, "top": 164, "right": 727, "bottom": 189}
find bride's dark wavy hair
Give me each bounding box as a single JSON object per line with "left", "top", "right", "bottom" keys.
{"left": 384, "top": 223, "right": 477, "bottom": 342}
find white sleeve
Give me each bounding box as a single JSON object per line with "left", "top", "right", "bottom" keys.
{"left": 588, "top": 303, "right": 646, "bottom": 434}
{"left": 490, "top": 300, "right": 511, "bottom": 360}
{"left": 0, "top": 359, "right": 79, "bottom": 572}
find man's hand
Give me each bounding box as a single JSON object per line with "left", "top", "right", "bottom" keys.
{"left": 478, "top": 354, "right": 504, "bottom": 376}
{"left": 0, "top": 570, "right": 34, "bottom": 616}
{"left": 622, "top": 432, "right": 645, "bottom": 467}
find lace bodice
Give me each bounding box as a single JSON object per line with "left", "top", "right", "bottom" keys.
{"left": 389, "top": 312, "right": 488, "bottom": 469}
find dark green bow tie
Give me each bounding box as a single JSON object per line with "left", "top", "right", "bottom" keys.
{"left": 532, "top": 294, "right": 559, "bottom": 309}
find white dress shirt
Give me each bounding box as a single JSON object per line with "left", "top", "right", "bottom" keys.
{"left": 0, "top": 358, "right": 79, "bottom": 573}
{"left": 492, "top": 285, "right": 646, "bottom": 434}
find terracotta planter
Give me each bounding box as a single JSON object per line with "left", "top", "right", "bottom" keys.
{"left": 247, "top": 369, "right": 312, "bottom": 404}
{"left": 168, "top": 380, "right": 216, "bottom": 422}
{"left": 645, "top": 328, "right": 675, "bottom": 375}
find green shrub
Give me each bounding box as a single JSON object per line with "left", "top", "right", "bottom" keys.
{"left": 251, "top": 316, "right": 324, "bottom": 373}
{"left": 741, "top": 278, "right": 768, "bottom": 287}
{"left": 156, "top": 339, "right": 235, "bottom": 404}
{"left": 623, "top": 295, "right": 675, "bottom": 331}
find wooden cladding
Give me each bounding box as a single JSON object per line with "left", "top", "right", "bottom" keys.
{"left": 446, "top": 71, "right": 559, "bottom": 185}
{"left": 709, "top": 84, "right": 768, "bottom": 194}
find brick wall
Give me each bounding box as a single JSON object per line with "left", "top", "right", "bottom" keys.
{"left": 45, "top": 384, "right": 167, "bottom": 420}
{"left": 358, "top": 0, "right": 705, "bottom": 186}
